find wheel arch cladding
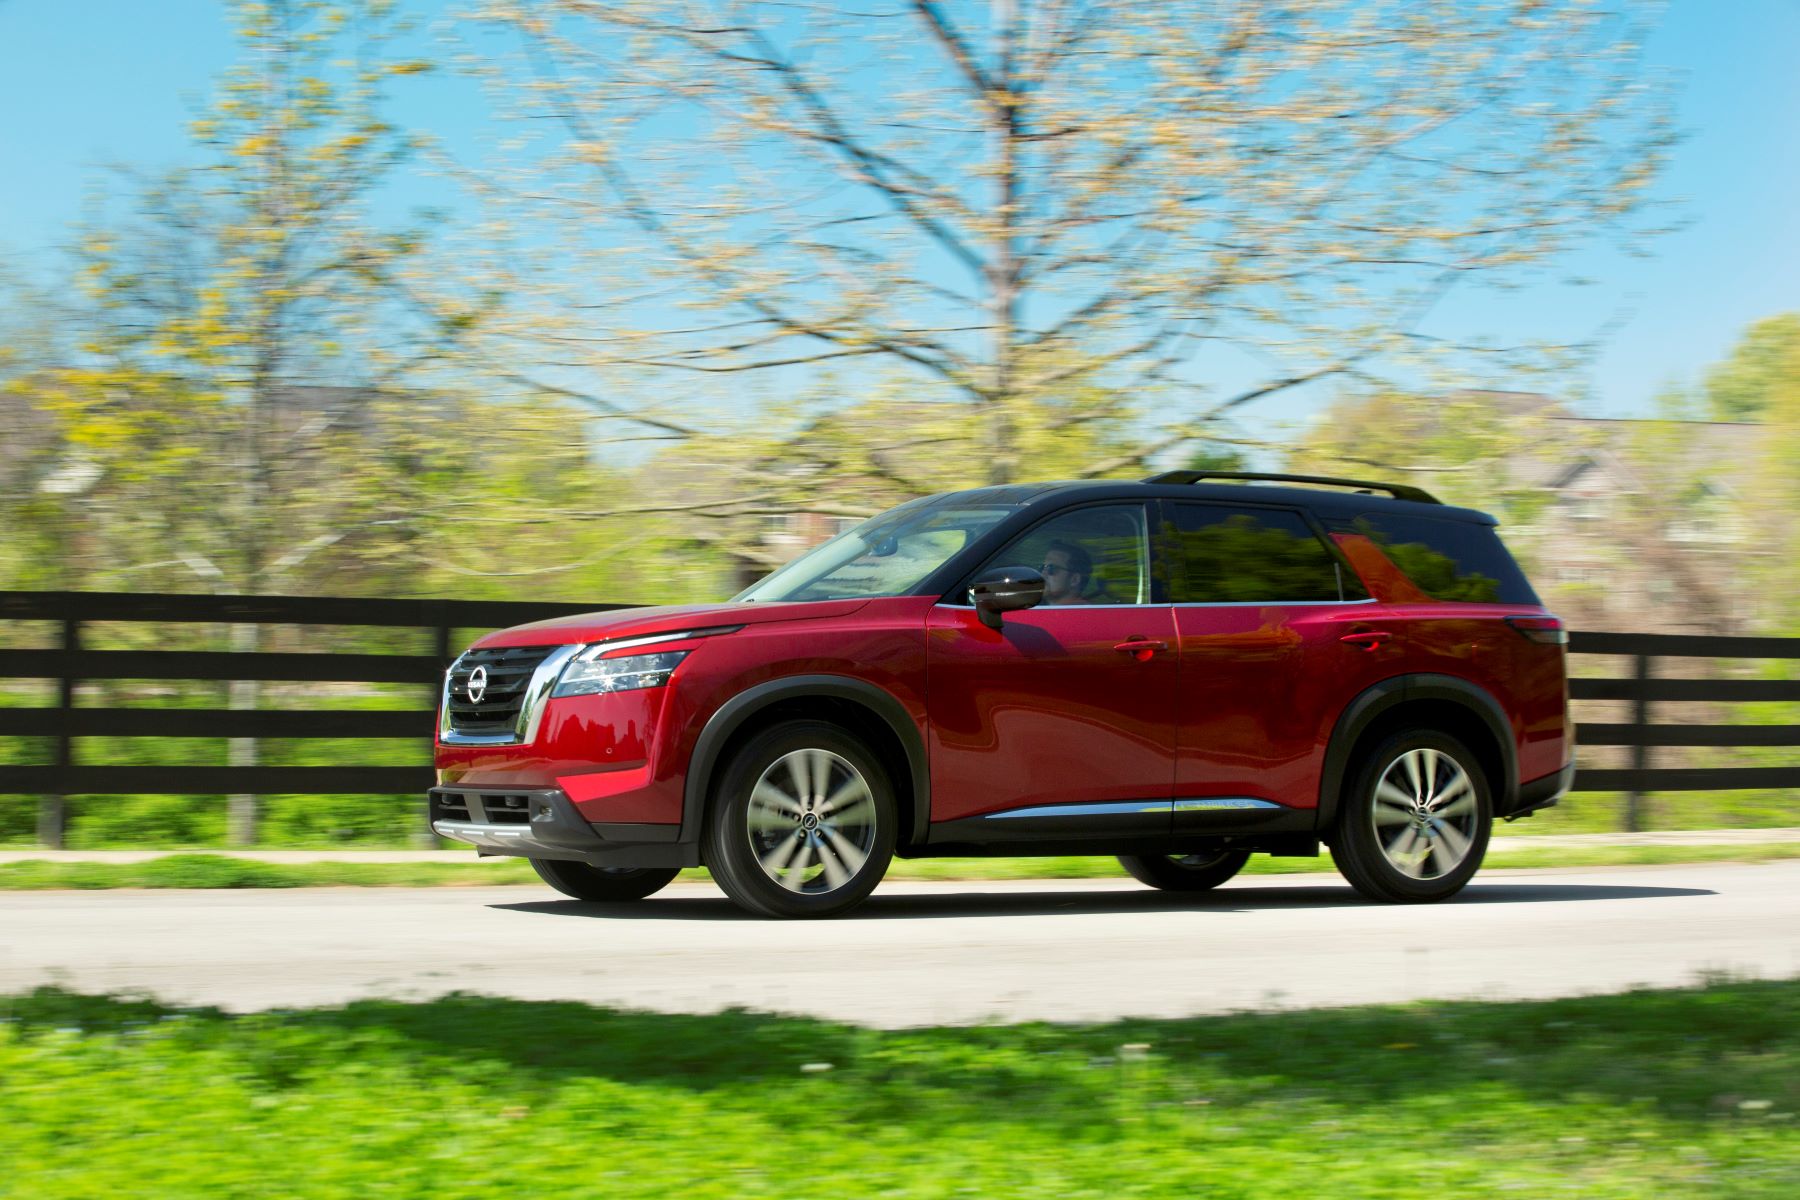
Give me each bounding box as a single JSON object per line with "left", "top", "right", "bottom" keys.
{"left": 1318, "top": 674, "right": 1518, "bottom": 832}
{"left": 681, "top": 675, "right": 928, "bottom": 848}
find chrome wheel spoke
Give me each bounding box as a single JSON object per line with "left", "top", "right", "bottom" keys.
{"left": 807, "top": 749, "right": 832, "bottom": 806}
{"left": 758, "top": 831, "right": 804, "bottom": 876}
{"left": 1432, "top": 819, "right": 1473, "bottom": 868}
{"left": 1432, "top": 794, "right": 1476, "bottom": 821}
{"left": 822, "top": 826, "right": 869, "bottom": 879}
{"left": 818, "top": 777, "right": 870, "bottom": 820}
{"left": 818, "top": 835, "right": 852, "bottom": 890}
{"left": 747, "top": 807, "right": 795, "bottom": 834}
{"left": 823, "top": 795, "right": 875, "bottom": 829}
{"left": 1428, "top": 771, "right": 1471, "bottom": 811}
{"left": 1384, "top": 826, "right": 1424, "bottom": 877}
{"left": 1402, "top": 750, "right": 1425, "bottom": 802}
{"left": 786, "top": 753, "right": 813, "bottom": 805}
{"left": 782, "top": 837, "right": 817, "bottom": 891}
{"left": 752, "top": 782, "right": 802, "bottom": 817}
{"left": 1374, "top": 781, "right": 1415, "bottom": 826}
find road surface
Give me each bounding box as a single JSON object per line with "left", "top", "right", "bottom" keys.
{"left": 4, "top": 863, "right": 1797, "bottom": 1026}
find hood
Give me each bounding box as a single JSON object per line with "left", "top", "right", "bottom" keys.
{"left": 472, "top": 598, "right": 872, "bottom": 650}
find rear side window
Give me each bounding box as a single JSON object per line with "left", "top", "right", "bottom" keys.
{"left": 1342, "top": 513, "right": 1539, "bottom": 604}
{"left": 1168, "top": 503, "right": 1352, "bottom": 603}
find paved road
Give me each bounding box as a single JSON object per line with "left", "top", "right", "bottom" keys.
{"left": 4, "top": 863, "right": 1797, "bottom": 1026}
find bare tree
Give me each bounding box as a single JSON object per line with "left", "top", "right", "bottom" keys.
{"left": 463, "top": 0, "right": 1674, "bottom": 483}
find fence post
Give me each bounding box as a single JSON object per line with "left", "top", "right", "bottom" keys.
{"left": 1625, "top": 651, "right": 1652, "bottom": 834}
{"left": 226, "top": 621, "right": 261, "bottom": 847}
{"left": 417, "top": 622, "right": 454, "bottom": 849}
{"left": 37, "top": 616, "right": 79, "bottom": 848}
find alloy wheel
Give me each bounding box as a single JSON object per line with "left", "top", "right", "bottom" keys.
{"left": 745, "top": 748, "right": 879, "bottom": 894}
{"left": 1369, "top": 746, "right": 1481, "bottom": 880}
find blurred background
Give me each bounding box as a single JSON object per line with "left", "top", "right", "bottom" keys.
{"left": 1, "top": 0, "right": 1797, "bottom": 847}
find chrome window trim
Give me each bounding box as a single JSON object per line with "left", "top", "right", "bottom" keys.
{"left": 440, "top": 643, "right": 582, "bottom": 747}
{"left": 1169, "top": 600, "right": 1379, "bottom": 609}
{"left": 932, "top": 601, "right": 1169, "bottom": 613}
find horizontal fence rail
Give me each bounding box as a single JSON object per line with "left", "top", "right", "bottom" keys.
{"left": 0, "top": 590, "right": 631, "bottom": 845}
{"left": 1566, "top": 629, "right": 1800, "bottom": 831}
{"left": 1, "top": 592, "right": 1797, "bottom": 843}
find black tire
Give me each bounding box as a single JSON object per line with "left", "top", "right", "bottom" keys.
{"left": 703, "top": 719, "right": 897, "bottom": 919}
{"left": 529, "top": 858, "right": 681, "bottom": 902}
{"left": 1118, "top": 848, "right": 1252, "bottom": 892}
{"left": 1332, "top": 729, "right": 1492, "bottom": 903}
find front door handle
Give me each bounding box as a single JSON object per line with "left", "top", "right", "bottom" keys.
{"left": 1114, "top": 638, "right": 1169, "bottom": 660}
{"left": 1340, "top": 631, "right": 1392, "bottom": 652}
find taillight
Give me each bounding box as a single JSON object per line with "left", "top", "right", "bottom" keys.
{"left": 1505, "top": 615, "right": 1567, "bottom": 645}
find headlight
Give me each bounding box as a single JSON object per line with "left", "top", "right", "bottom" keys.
{"left": 552, "top": 649, "right": 690, "bottom": 698}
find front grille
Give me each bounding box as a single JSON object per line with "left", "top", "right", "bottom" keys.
{"left": 445, "top": 645, "right": 559, "bottom": 737}
{"left": 431, "top": 790, "right": 534, "bottom": 825}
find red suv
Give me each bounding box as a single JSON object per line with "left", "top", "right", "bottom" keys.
{"left": 432, "top": 472, "right": 1572, "bottom": 917}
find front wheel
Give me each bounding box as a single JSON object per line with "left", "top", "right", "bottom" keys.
{"left": 1118, "top": 848, "right": 1252, "bottom": 892}
{"left": 1331, "top": 730, "right": 1492, "bottom": 903}
{"left": 530, "top": 858, "right": 681, "bottom": 902}
{"left": 703, "top": 720, "right": 897, "bottom": 918}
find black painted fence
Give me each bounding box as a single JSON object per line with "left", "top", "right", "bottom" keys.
{"left": 2, "top": 591, "right": 1798, "bottom": 843}
{"left": 0, "top": 590, "right": 625, "bottom": 846}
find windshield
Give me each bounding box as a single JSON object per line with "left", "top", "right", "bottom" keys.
{"left": 734, "top": 502, "right": 1015, "bottom": 603}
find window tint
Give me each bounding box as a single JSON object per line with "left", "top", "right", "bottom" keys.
{"left": 1342, "top": 513, "right": 1539, "bottom": 605}
{"left": 975, "top": 504, "right": 1151, "bottom": 605}
{"left": 1169, "top": 504, "right": 1347, "bottom": 603}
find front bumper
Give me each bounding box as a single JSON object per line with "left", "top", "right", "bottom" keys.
{"left": 428, "top": 786, "right": 698, "bottom": 868}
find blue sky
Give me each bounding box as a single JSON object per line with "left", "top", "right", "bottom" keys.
{"left": 3, "top": 0, "right": 1797, "bottom": 430}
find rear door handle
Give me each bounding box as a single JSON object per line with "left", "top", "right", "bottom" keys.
{"left": 1339, "top": 631, "right": 1392, "bottom": 651}
{"left": 1114, "top": 639, "right": 1169, "bottom": 659}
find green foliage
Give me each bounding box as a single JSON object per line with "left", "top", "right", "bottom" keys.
{"left": 1705, "top": 313, "right": 1800, "bottom": 422}
{"left": 4, "top": 979, "right": 1799, "bottom": 1197}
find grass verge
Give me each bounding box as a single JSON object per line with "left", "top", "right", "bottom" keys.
{"left": 3, "top": 979, "right": 1798, "bottom": 1198}
{"left": 0, "top": 842, "right": 1798, "bottom": 890}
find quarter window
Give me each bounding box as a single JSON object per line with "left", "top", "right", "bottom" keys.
{"left": 1168, "top": 504, "right": 1348, "bottom": 603}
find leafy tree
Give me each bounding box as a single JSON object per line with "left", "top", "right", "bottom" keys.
{"left": 25, "top": 0, "right": 447, "bottom": 843}
{"left": 467, "top": 0, "right": 1674, "bottom": 487}
{"left": 1705, "top": 313, "right": 1800, "bottom": 422}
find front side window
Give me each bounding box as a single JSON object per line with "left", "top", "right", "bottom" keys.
{"left": 735, "top": 502, "right": 1015, "bottom": 603}
{"left": 1169, "top": 503, "right": 1349, "bottom": 603}
{"left": 968, "top": 503, "right": 1152, "bottom": 606}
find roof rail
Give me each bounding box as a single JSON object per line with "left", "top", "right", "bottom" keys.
{"left": 1142, "top": 470, "right": 1442, "bottom": 506}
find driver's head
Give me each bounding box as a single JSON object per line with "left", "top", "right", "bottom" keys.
{"left": 1041, "top": 539, "right": 1091, "bottom": 604}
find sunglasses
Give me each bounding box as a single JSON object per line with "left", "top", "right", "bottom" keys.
{"left": 1040, "top": 562, "right": 1072, "bottom": 577}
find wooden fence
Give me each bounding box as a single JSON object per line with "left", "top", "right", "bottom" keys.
{"left": 2, "top": 592, "right": 1797, "bottom": 844}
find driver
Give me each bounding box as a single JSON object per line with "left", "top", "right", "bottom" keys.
{"left": 1041, "top": 539, "right": 1093, "bottom": 605}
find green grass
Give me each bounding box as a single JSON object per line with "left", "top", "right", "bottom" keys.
{"left": 3, "top": 979, "right": 1798, "bottom": 1197}
{"left": 1, "top": 843, "right": 1798, "bottom": 890}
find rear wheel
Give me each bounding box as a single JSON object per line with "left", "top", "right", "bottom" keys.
{"left": 1331, "top": 730, "right": 1492, "bottom": 903}
{"left": 529, "top": 858, "right": 681, "bottom": 902}
{"left": 1118, "top": 848, "right": 1252, "bottom": 892}
{"left": 703, "top": 720, "right": 896, "bottom": 919}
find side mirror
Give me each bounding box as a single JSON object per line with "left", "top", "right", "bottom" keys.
{"left": 969, "top": 566, "right": 1046, "bottom": 630}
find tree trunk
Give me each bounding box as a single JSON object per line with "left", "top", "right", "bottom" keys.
{"left": 986, "top": 0, "right": 1020, "bottom": 486}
